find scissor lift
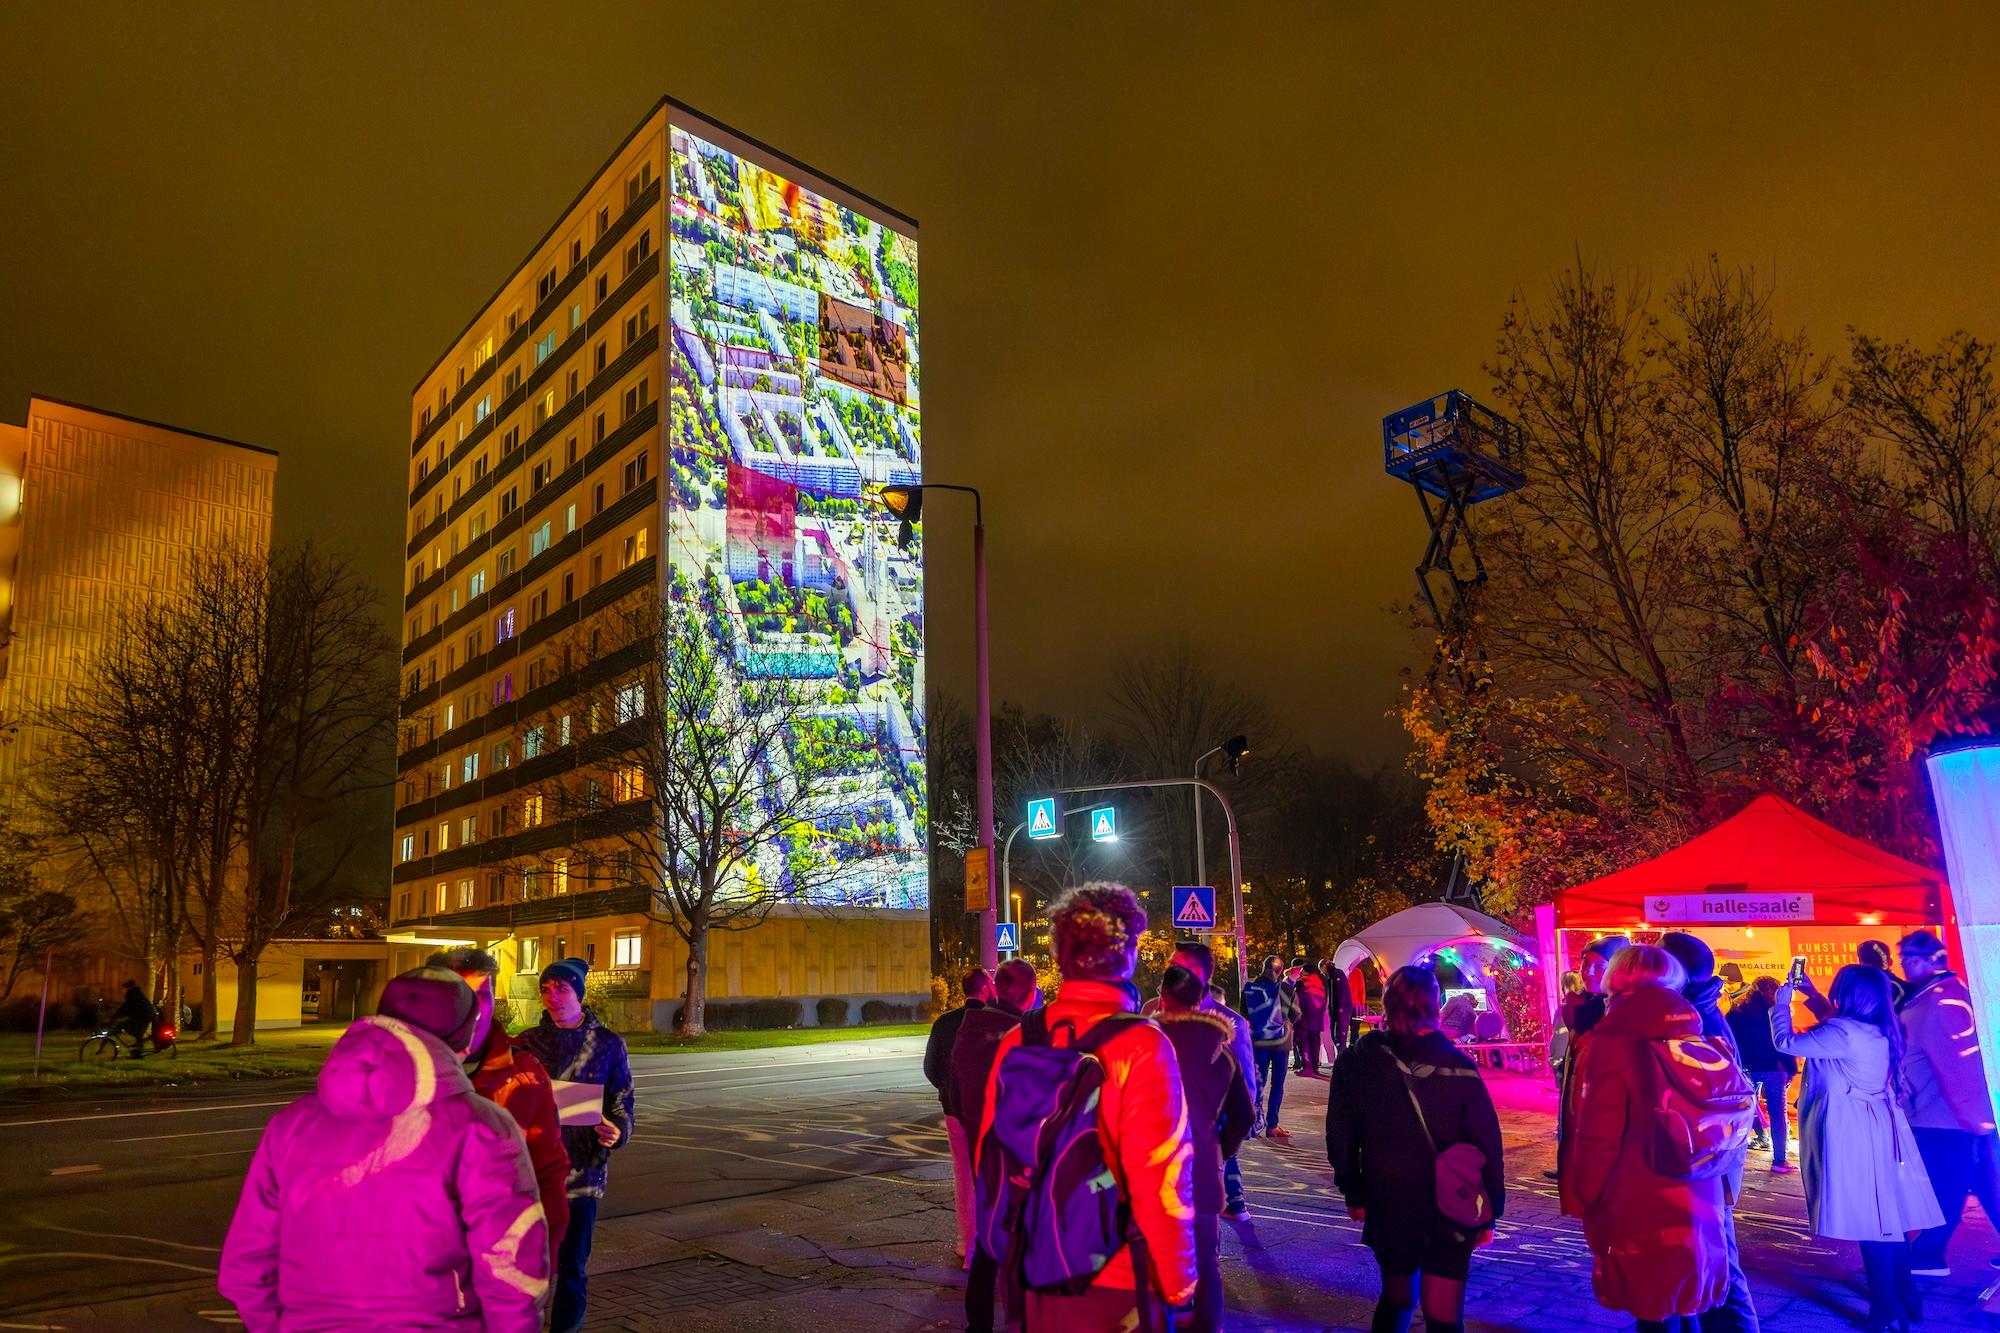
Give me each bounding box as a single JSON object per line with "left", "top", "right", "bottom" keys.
{"left": 1382, "top": 390, "right": 1526, "bottom": 643}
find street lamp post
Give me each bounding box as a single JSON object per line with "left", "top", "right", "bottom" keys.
{"left": 1192, "top": 736, "right": 1249, "bottom": 897}
{"left": 874, "top": 483, "right": 995, "bottom": 970}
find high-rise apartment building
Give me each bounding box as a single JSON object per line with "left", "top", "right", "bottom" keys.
{"left": 387, "top": 100, "right": 928, "bottom": 1024}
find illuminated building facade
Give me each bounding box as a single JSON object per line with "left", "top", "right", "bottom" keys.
{"left": 387, "top": 100, "right": 927, "bottom": 1025}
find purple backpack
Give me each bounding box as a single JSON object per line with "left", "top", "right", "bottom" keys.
{"left": 974, "top": 1009, "right": 1150, "bottom": 1297}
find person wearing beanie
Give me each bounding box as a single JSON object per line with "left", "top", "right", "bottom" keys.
{"left": 1657, "top": 933, "right": 1760, "bottom": 1333}
{"left": 218, "top": 968, "right": 549, "bottom": 1330}
{"left": 1896, "top": 931, "right": 2000, "bottom": 1277}
{"left": 430, "top": 947, "right": 572, "bottom": 1267}
{"left": 515, "top": 956, "right": 634, "bottom": 1333}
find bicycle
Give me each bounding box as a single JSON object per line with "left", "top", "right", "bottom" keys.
{"left": 79, "top": 1018, "right": 179, "bottom": 1062}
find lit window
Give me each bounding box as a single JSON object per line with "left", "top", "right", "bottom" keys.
{"left": 496, "top": 608, "right": 515, "bottom": 643}
{"left": 437, "top": 821, "right": 450, "bottom": 850}
{"left": 552, "top": 857, "right": 569, "bottom": 896}
{"left": 444, "top": 703, "right": 457, "bottom": 731}
{"left": 523, "top": 794, "right": 544, "bottom": 827}
{"left": 493, "top": 739, "right": 513, "bottom": 770}
{"left": 494, "top": 674, "right": 514, "bottom": 706}
{"left": 622, "top": 528, "right": 649, "bottom": 569}
{"left": 536, "top": 331, "right": 556, "bottom": 364}
{"left": 623, "top": 451, "right": 650, "bottom": 494}
{"left": 475, "top": 394, "right": 492, "bottom": 423}
{"left": 613, "top": 931, "right": 642, "bottom": 968}
{"left": 531, "top": 522, "right": 552, "bottom": 558}
{"left": 462, "top": 752, "right": 479, "bottom": 783}
{"left": 523, "top": 726, "right": 544, "bottom": 759}
{"left": 399, "top": 834, "right": 415, "bottom": 863}
{"left": 565, "top": 502, "right": 577, "bottom": 534}
{"left": 460, "top": 815, "right": 477, "bottom": 846}
{"left": 457, "top": 878, "right": 475, "bottom": 910}
{"left": 616, "top": 682, "right": 645, "bottom": 723}
{"left": 435, "top": 882, "right": 449, "bottom": 913}
{"left": 612, "top": 765, "right": 645, "bottom": 803}
{"left": 520, "top": 937, "right": 543, "bottom": 972}
{"left": 469, "top": 569, "right": 487, "bottom": 597}
{"left": 557, "top": 715, "right": 573, "bottom": 747}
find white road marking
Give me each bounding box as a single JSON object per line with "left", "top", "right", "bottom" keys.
{"left": 109, "top": 1125, "right": 265, "bottom": 1143}
{"left": 0, "top": 1100, "right": 289, "bottom": 1129}
{"left": 46, "top": 1165, "right": 99, "bottom": 1176}
{"left": 27, "top": 1220, "right": 220, "bottom": 1253}
{"left": 0, "top": 1250, "right": 214, "bottom": 1276}
{"left": 627, "top": 1050, "right": 912, "bottom": 1082}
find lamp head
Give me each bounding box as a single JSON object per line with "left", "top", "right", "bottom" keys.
{"left": 1223, "top": 735, "right": 1250, "bottom": 774}
{"left": 872, "top": 485, "right": 923, "bottom": 549}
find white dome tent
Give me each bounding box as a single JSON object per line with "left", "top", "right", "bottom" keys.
{"left": 1332, "top": 902, "right": 1536, "bottom": 1036}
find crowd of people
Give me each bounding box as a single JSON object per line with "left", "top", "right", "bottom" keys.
{"left": 932, "top": 891, "right": 2000, "bottom": 1333}
{"left": 216, "top": 952, "right": 635, "bottom": 1332}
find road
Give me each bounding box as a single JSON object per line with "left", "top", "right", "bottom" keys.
{"left": 5, "top": 1035, "right": 2000, "bottom": 1331}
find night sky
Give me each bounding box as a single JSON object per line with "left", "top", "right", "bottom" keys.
{"left": 6, "top": 4, "right": 2000, "bottom": 765}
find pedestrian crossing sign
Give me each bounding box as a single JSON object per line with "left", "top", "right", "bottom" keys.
{"left": 1090, "top": 807, "right": 1118, "bottom": 842}
{"left": 1027, "top": 796, "right": 1060, "bottom": 840}
{"left": 1173, "top": 885, "right": 1217, "bottom": 930}
{"left": 996, "top": 922, "right": 1019, "bottom": 952}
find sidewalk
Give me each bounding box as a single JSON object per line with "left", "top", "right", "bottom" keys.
{"left": 584, "top": 1061, "right": 2000, "bottom": 1332}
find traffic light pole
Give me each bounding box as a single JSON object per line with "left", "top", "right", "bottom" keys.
{"left": 1042, "top": 778, "right": 1248, "bottom": 994}
{"left": 973, "top": 514, "right": 995, "bottom": 971}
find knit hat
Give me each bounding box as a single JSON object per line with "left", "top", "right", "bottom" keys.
{"left": 379, "top": 966, "right": 481, "bottom": 1050}
{"left": 539, "top": 956, "right": 589, "bottom": 1002}
{"left": 1659, "top": 932, "right": 1716, "bottom": 983}
{"left": 1899, "top": 930, "right": 1947, "bottom": 959}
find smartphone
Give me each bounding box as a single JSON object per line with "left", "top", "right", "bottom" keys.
{"left": 1787, "top": 955, "right": 1808, "bottom": 987}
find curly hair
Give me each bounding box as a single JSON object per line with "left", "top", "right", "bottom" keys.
{"left": 1048, "top": 882, "right": 1148, "bottom": 981}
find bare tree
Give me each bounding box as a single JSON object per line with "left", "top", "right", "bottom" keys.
{"left": 521, "top": 587, "right": 875, "bottom": 1036}
{"left": 0, "top": 807, "right": 86, "bottom": 1000}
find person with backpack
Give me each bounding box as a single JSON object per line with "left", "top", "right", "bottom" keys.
{"left": 926, "top": 966, "right": 995, "bottom": 1263}
{"left": 1776, "top": 963, "right": 1944, "bottom": 1331}
{"left": 950, "top": 960, "right": 1038, "bottom": 1333}
{"left": 1553, "top": 934, "right": 1630, "bottom": 1192}
{"left": 1895, "top": 930, "right": 1999, "bottom": 1277}
{"left": 1659, "top": 933, "right": 1760, "bottom": 1333}
{"left": 1326, "top": 965, "right": 1504, "bottom": 1333}
{"left": 1725, "top": 977, "right": 1798, "bottom": 1174}
{"left": 1243, "top": 956, "right": 1299, "bottom": 1139}
{"left": 973, "top": 883, "right": 1198, "bottom": 1332}
{"left": 1291, "top": 957, "right": 1329, "bottom": 1077}
{"left": 1157, "top": 963, "right": 1254, "bottom": 1333}
{"left": 1571, "top": 945, "right": 1755, "bottom": 1333}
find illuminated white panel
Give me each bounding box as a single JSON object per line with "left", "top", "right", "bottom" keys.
{"left": 1924, "top": 743, "right": 2000, "bottom": 1125}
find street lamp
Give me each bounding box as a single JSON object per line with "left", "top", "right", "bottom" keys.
{"left": 871, "top": 482, "right": 996, "bottom": 970}
{"left": 1192, "top": 735, "right": 1249, "bottom": 891}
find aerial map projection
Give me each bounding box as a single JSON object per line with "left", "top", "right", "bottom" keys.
{"left": 666, "top": 122, "right": 926, "bottom": 910}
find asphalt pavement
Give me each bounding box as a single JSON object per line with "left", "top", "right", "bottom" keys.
{"left": 5, "top": 1036, "right": 2000, "bottom": 1331}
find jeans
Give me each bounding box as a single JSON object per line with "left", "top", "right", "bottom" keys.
{"left": 1187, "top": 1214, "right": 1222, "bottom": 1333}
{"left": 1750, "top": 1072, "right": 1789, "bottom": 1165}
{"left": 1254, "top": 1048, "right": 1288, "bottom": 1130}
{"left": 1911, "top": 1126, "right": 2000, "bottom": 1268}
{"left": 1296, "top": 1021, "right": 1323, "bottom": 1074}
{"left": 1223, "top": 1154, "right": 1244, "bottom": 1208}
{"left": 1638, "top": 1319, "right": 1697, "bottom": 1333}
{"left": 553, "top": 1194, "right": 598, "bottom": 1333}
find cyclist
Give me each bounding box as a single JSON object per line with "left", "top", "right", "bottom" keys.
{"left": 111, "top": 980, "right": 157, "bottom": 1057}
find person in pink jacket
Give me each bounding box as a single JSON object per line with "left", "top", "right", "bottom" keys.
{"left": 218, "top": 967, "right": 550, "bottom": 1332}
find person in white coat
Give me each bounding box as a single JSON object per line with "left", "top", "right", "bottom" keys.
{"left": 1774, "top": 964, "right": 1943, "bottom": 1333}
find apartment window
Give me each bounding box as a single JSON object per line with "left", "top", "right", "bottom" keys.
{"left": 622, "top": 528, "right": 649, "bottom": 569}
{"left": 557, "top": 715, "right": 573, "bottom": 747}
{"left": 492, "top": 739, "right": 513, "bottom": 771}
{"left": 536, "top": 390, "right": 553, "bottom": 426}
{"left": 537, "top": 265, "right": 557, "bottom": 301}
{"left": 469, "top": 568, "right": 487, "bottom": 597}
{"left": 508, "top": 309, "right": 521, "bottom": 334}
{"left": 612, "top": 931, "right": 643, "bottom": 969}
{"left": 597, "top": 205, "right": 610, "bottom": 236}
{"left": 462, "top": 752, "right": 480, "bottom": 784}
{"left": 595, "top": 274, "right": 609, "bottom": 303}
{"left": 615, "top": 681, "right": 645, "bottom": 723}
{"left": 523, "top": 725, "right": 545, "bottom": 759}
{"left": 396, "top": 891, "right": 412, "bottom": 921}
{"left": 437, "top": 882, "right": 450, "bottom": 913}
{"left": 437, "top": 820, "right": 450, "bottom": 851}
{"left": 612, "top": 764, "right": 645, "bottom": 803}
{"left": 623, "top": 378, "right": 651, "bottom": 419}
{"left": 472, "top": 454, "right": 490, "bottom": 483}
{"left": 529, "top": 588, "right": 550, "bottom": 622}
{"left": 459, "top": 815, "right": 477, "bottom": 846}
{"left": 562, "top": 571, "right": 575, "bottom": 605}
{"left": 536, "top": 331, "right": 557, "bottom": 364}
{"left": 622, "top": 450, "right": 649, "bottom": 494}
{"left": 623, "top": 306, "right": 651, "bottom": 345}
{"left": 594, "top": 341, "right": 607, "bottom": 374}
{"left": 444, "top": 702, "right": 457, "bottom": 731}
{"left": 552, "top": 857, "right": 569, "bottom": 896}
{"left": 591, "top": 552, "right": 604, "bottom": 589}
{"left": 627, "top": 162, "right": 653, "bottom": 203}
{"left": 487, "top": 874, "right": 505, "bottom": 906}
{"left": 422, "top": 827, "right": 433, "bottom": 855}
{"left": 564, "top": 502, "right": 578, "bottom": 533}
{"left": 624, "top": 230, "right": 651, "bottom": 274}
{"left": 530, "top": 522, "right": 552, "bottom": 557}
{"left": 399, "top": 834, "right": 415, "bottom": 864}
{"left": 493, "top": 673, "right": 513, "bottom": 706}
{"left": 569, "top": 303, "right": 583, "bottom": 332}
{"left": 571, "top": 238, "right": 583, "bottom": 268}
{"left": 450, "top": 587, "right": 461, "bottom": 615}
{"left": 477, "top": 335, "right": 494, "bottom": 366}
{"left": 592, "top": 483, "right": 606, "bottom": 516}
{"left": 475, "top": 394, "right": 492, "bottom": 423}
{"left": 499, "top": 486, "right": 519, "bottom": 518}
{"left": 532, "top": 460, "right": 553, "bottom": 491}
{"left": 503, "top": 366, "right": 522, "bottom": 395}
{"left": 566, "top": 369, "right": 580, "bottom": 400}
{"left": 464, "top": 629, "right": 482, "bottom": 660}
{"left": 593, "top": 411, "right": 606, "bottom": 443}
{"left": 502, "top": 426, "right": 520, "bottom": 454}
{"left": 520, "top": 936, "right": 542, "bottom": 973}
{"left": 523, "top": 794, "right": 544, "bottom": 827}
{"left": 495, "top": 608, "right": 515, "bottom": 643}
{"left": 497, "top": 547, "right": 517, "bottom": 577}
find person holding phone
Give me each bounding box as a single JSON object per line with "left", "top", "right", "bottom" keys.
{"left": 1729, "top": 976, "right": 1798, "bottom": 1173}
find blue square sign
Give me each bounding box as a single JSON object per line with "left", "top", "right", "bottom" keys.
{"left": 996, "top": 921, "right": 1019, "bottom": 952}
{"left": 1172, "top": 885, "right": 1217, "bottom": 930}
{"left": 1027, "top": 797, "right": 1060, "bottom": 840}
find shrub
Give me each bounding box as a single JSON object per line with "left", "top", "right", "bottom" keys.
{"left": 746, "top": 998, "right": 802, "bottom": 1028}
{"left": 816, "top": 997, "right": 849, "bottom": 1027}
{"left": 860, "top": 999, "right": 915, "bottom": 1024}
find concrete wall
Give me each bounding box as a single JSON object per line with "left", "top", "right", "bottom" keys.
{"left": 180, "top": 939, "right": 389, "bottom": 1033}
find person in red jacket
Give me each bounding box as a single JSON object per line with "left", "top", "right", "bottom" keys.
{"left": 432, "top": 947, "right": 571, "bottom": 1265}
{"left": 1572, "top": 944, "right": 1737, "bottom": 1333}
{"left": 977, "top": 882, "right": 1199, "bottom": 1330}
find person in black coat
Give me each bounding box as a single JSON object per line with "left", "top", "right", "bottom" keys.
{"left": 1727, "top": 976, "right": 1799, "bottom": 1172}
{"left": 923, "top": 967, "right": 993, "bottom": 1263}
{"left": 1327, "top": 965, "right": 1504, "bottom": 1333}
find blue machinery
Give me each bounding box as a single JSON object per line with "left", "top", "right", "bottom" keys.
{"left": 1381, "top": 390, "right": 1526, "bottom": 644}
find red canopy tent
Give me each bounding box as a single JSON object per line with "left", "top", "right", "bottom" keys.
{"left": 1556, "top": 794, "right": 1946, "bottom": 930}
